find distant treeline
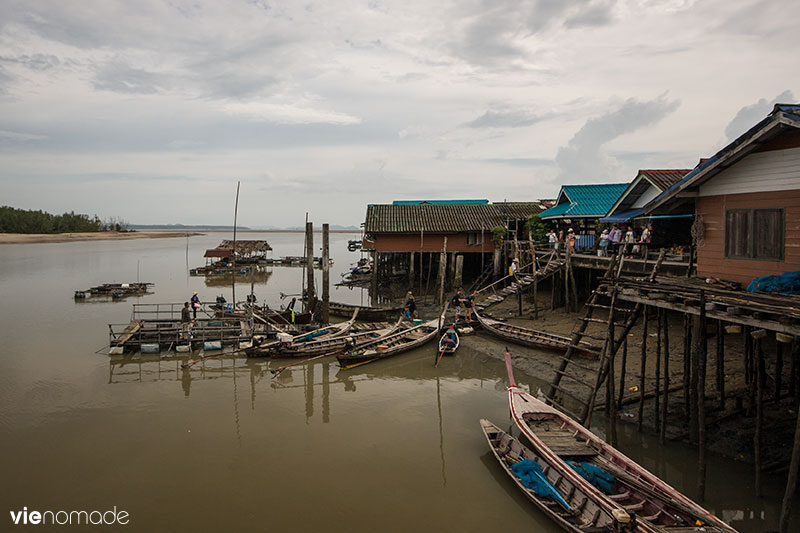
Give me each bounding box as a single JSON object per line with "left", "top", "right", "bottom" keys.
{"left": 0, "top": 206, "right": 130, "bottom": 234}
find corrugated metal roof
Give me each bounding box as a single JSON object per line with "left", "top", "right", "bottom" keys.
{"left": 540, "top": 183, "right": 628, "bottom": 219}
{"left": 364, "top": 202, "right": 547, "bottom": 233}
{"left": 392, "top": 199, "right": 489, "bottom": 205}
{"left": 639, "top": 169, "right": 691, "bottom": 191}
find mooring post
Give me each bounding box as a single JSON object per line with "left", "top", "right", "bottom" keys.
{"left": 660, "top": 309, "right": 670, "bottom": 445}
{"left": 638, "top": 305, "right": 648, "bottom": 432}
{"left": 320, "top": 223, "right": 330, "bottom": 324}
{"left": 696, "top": 289, "right": 708, "bottom": 501}
{"left": 717, "top": 320, "right": 725, "bottom": 410}
{"left": 779, "top": 404, "right": 800, "bottom": 532}
{"left": 306, "top": 221, "right": 316, "bottom": 313}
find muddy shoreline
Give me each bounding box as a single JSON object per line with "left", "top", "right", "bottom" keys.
{"left": 0, "top": 231, "right": 203, "bottom": 244}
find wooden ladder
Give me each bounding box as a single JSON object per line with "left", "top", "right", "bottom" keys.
{"left": 545, "top": 250, "right": 666, "bottom": 424}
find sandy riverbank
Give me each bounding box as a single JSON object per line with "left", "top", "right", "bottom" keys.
{"left": 0, "top": 231, "right": 202, "bottom": 244}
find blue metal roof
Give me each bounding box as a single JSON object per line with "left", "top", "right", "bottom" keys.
{"left": 600, "top": 208, "right": 646, "bottom": 223}
{"left": 392, "top": 199, "right": 489, "bottom": 205}
{"left": 540, "top": 183, "right": 629, "bottom": 219}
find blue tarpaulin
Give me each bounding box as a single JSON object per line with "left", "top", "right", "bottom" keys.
{"left": 511, "top": 459, "right": 571, "bottom": 509}
{"left": 747, "top": 271, "right": 800, "bottom": 295}
{"left": 567, "top": 460, "right": 615, "bottom": 494}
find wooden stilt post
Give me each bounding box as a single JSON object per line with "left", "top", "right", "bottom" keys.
{"left": 425, "top": 251, "right": 434, "bottom": 304}
{"left": 696, "top": 289, "right": 708, "bottom": 501}
{"left": 437, "top": 238, "right": 448, "bottom": 306}
{"left": 660, "top": 309, "right": 670, "bottom": 444}
{"left": 320, "top": 224, "right": 330, "bottom": 323}
{"left": 791, "top": 337, "right": 799, "bottom": 398}
{"left": 655, "top": 308, "right": 662, "bottom": 429}
{"left": 779, "top": 404, "right": 800, "bottom": 532}
{"left": 409, "top": 251, "right": 415, "bottom": 288}
{"left": 605, "top": 288, "right": 618, "bottom": 447}
{"left": 684, "top": 314, "right": 692, "bottom": 418}
{"left": 717, "top": 320, "right": 725, "bottom": 411}
{"left": 454, "top": 255, "right": 463, "bottom": 290}
{"left": 564, "top": 244, "right": 571, "bottom": 313}
{"left": 370, "top": 250, "right": 378, "bottom": 307}
{"left": 690, "top": 313, "right": 700, "bottom": 444}
{"left": 617, "top": 337, "right": 627, "bottom": 409}
{"left": 638, "top": 306, "right": 648, "bottom": 432}
{"left": 744, "top": 325, "right": 752, "bottom": 385}
{"left": 753, "top": 329, "right": 767, "bottom": 497}
{"left": 776, "top": 339, "right": 785, "bottom": 402}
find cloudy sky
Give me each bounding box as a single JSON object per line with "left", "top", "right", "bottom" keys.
{"left": 0, "top": 0, "right": 797, "bottom": 228}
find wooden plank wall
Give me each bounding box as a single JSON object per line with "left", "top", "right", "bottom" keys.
{"left": 369, "top": 232, "right": 490, "bottom": 253}
{"left": 696, "top": 189, "right": 800, "bottom": 286}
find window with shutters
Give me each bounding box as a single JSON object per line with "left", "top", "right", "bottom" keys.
{"left": 724, "top": 208, "right": 784, "bottom": 260}
{"left": 466, "top": 232, "right": 484, "bottom": 246}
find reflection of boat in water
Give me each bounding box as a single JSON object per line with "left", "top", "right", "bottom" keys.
{"left": 503, "top": 352, "right": 737, "bottom": 533}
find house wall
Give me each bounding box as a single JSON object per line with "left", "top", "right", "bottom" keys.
{"left": 367, "top": 232, "right": 493, "bottom": 253}
{"left": 696, "top": 189, "right": 800, "bottom": 286}
{"left": 698, "top": 146, "right": 800, "bottom": 197}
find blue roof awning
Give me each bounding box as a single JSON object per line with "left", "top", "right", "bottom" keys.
{"left": 600, "top": 208, "right": 645, "bottom": 223}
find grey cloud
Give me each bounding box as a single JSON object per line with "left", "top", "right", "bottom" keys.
{"left": 0, "top": 53, "right": 60, "bottom": 71}
{"left": 483, "top": 157, "right": 554, "bottom": 167}
{"left": 465, "top": 108, "right": 551, "bottom": 128}
{"left": 0, "top": 64, "right": 12, "bottom": 93}
{"left": 564, "top": 0, "right": 616, "bottom": 28}
{"left": 555, "top": 94, "right": 680, "bottom": 181}
{"left": 92, "top": 61, "right": 167, "bottom": 94}
{"left": 724, "top": 90, "right": 795, "bottom": 141}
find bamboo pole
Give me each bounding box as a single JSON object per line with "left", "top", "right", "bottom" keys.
{"left": 660, "top": 309, "right": 670, "bottom": 444}
{"left": 638, "top": 305, "right": 648, "bottom": 432}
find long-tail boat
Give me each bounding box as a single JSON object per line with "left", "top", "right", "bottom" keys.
{"left": 273, "top": 317, "right": 404, "bottom": 358}
{"left": 480, "top": 419, "right": 634, "bottom": 532}
{"left": 326, "top": 301, "right": 403, "bottom": 322}
{"left": 336, "top": 314, "right": 444, "bottom": 369}
{"left": 245, "top": 311, "right": 359, "bottom": 357}
{"left": 503, "top": 352, "right": 738, "bottom": 532}
{"left": 474, "top": 309, "right": 600, "bottom": 358}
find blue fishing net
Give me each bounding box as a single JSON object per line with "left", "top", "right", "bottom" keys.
{"left": 747, "top": 271, "right": 800, "bottom": 295}
{"left": 567, "top": 460, "right": 615, "bottom": 494}
{"left": 511, "top": 459, "right": 571, "bottom": 509}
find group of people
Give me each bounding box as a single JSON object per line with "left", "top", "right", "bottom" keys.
{"left": 451, "top": 288, "right": 476, "bottom": 322}
{"left": 546, "top": 228, "right": 578, "bottom": 251}
{"left": 598, "top": 224, "right": 651, "bottom": 257}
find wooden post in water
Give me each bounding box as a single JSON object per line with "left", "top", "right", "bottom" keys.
{"left": 716, "top": 320, "right": 725, "bottom": 411}
{"left": 370, "top": 250, "right": 378, "bottom": 307}
{"left": 606, "top": 289, "right": 618, "bottom": 447}
{"left": 437, "top": 237, "right": 448, "bottom": 306}
{"left": 231, "top": 180, "right": 240, "bottom": 305}
{"left": 305, "top": 222, "right": 316, "bottom": 313}
{"left": 690, "top": 314, "right": 700, "bottom": 444}
{"left": 684, "top": 314, "right": 692, "bottom": 420}
{"left": 638, "top": 305, "right": 648, "bottom": 432}
{"left": 696, "top": 289, "right": 708, "bottom": 501}
{"left": 320, "top": 223, "right": 330, "bottom": 324}
{"left": 529, "top": 232, "right": 538, "bottom": 320}
{"left": 779, "top": 405, "right": 800, "bottom": 532}
{"left": 753, "top": 329, "right": 767, "bottom": 497}
{"left": 660, "top": 309, "right": 670, "bottom": 444}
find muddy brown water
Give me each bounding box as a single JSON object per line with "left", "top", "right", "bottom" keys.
{"left": 0, "top": 232, "right": 795, "bottom": 532}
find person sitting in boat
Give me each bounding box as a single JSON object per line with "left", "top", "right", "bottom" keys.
{"left": 441, "top": 326, "right": 457, "bottom": 349}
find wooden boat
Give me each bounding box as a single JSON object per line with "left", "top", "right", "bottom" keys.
{"left": 273, "top": 317, "right": 405, "bottom": 358}
{"left": 475, "top": 309, "right": 600, "bottom": 359}
{"left": 480, "top": 419, "right": 633, "bottom": 533}
{"left": 245, "top": 312, "right": 358, "bottom": 357}
{"left": 438, "top": 328, "right": 459, "bottom": 355}
{"left": 337, "top": 315, "right": 443, "bottom": 369}
{"left": 503, "top": 352, "right": 738, "bottom": 533}
{"left": 327, "top": 301, "right": 403, "bottom": 322}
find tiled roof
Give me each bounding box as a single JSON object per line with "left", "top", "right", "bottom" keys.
{"left": 540, "top": 183, "right": 628, "bottom": 219}
{"left": 638, "top": 170, "right": 691, "bottom": 191}
{"left": 364, "top": 202, "right": 548, "bottom": 233}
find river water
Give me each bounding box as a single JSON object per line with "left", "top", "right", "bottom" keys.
{"left": 0, "top": 232, "right": 794, "bottom": 532}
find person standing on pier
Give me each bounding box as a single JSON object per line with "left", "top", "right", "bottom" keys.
{"left": 547, "top": 229, "right": 557, "bottom": 250}
{"left": 598, "top": 228, "right": 609, "bottom": 257}
{"left": 190, "top": 292, "right": 201, "bottom": 319}
{"left": 181, "top": 302, "right": 192, "bottom": 339}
